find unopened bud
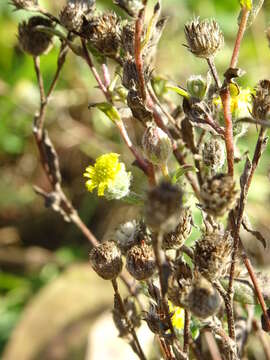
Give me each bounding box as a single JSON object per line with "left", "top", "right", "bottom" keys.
{"left": 187, "top": 75, "right": 208, "bottom": 100}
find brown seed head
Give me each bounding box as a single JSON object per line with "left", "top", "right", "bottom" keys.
{"left": 89, "top": 240, "right": 123, "bottom": 280}
{"left": 200, "top": 173, "right": 238, "bottom": 217}
{"left": 184, "top": 17, "right": 224, "bottom": 59}
{"left": 18, "top": 16, "right": 54, "bottom": 57}
{"left": 60, "top": 1, "right": 95, "bottom": 33}
{"left": 252, "top": 79, "right": 270, "bottom": 121}
{"left": 126, "top": 243, "right": 156, "bottom": 280}
{"left": 202, "top": 137, "right": 225, "bottom": 171}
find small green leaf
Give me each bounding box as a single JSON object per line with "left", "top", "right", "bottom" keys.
{"left": 89, "top": 102, "right": 121, "bottom": 124}
{"left": 166, "top": 85, "right": 190, "bottom": 99}
{"left": 171, "top": 165, "right": 197, "bottom": 184}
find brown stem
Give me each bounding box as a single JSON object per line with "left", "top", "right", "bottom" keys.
{"left": 221, "top": 89, "right": 234, "bottom": 177}
{"left": 207, "top": 57, "right": 221, "bottom": 89}
{"left": 111, "top": 279, "right": 147, "bottom": 360}
{"left": 203, "top": 331, "right": 222, "bottom": 360}
{"left": 183, "top": 310, "right": 190, "bottom": 354}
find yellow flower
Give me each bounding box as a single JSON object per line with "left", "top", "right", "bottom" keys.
{"left": 84, "top": 153, "right": 131, "bottom": 200}
{"left": 168, "top": 300, "right": 185, "bottom": 331}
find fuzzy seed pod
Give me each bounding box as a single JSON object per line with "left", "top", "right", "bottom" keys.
{"left": 142, "top": 123, "right": 172, "bottom": 166}
{"left": 188, "top": 276, "right": 221, "bottom": 319}
{"left": 113, "top": 296, "right": 140, "bottom": 337}
{"left": 162, "top": 208, "right": 192, "bottom": 250}
{"left": 11, "top": 0, "right": 38, "bottom": 10}
{"left": 187, "top": 75, "right": 208, "bottom": 100}
{"left": 194, "top": 228, "right": 232, "bottom": 280}
{"left": 202, "top": 137, "right": 225, "bottom": 171}
{"left": 184, "top": 17, "right": 224, "bottom": 59}
{"left": 18, "top": 16, "right": 54, "bottom": 57}
{"left": 145, "top": 182, "right": 183, "bottom": 232}
{"left": 59, "top": 1, "right": 95, "bottom": 33}
{"left": 252, "top": 79, "right": 270, "bottom": 121}
{"left": 84, "top": 12, "right": 122, "bottom": 58}
{"left": 200, "top": 173, "right": 238, "bottom": 217}
{"left": 89, "top": 241, "right": 123, "bottom": 280}
{"left": 143, "top": 303, "right": 171, "bottom": 336}
{"left": 168, "top": 262, "right": 193, "bottom": 308}
{"left": 126, "top": 243, "right": 156, "bottom": 280}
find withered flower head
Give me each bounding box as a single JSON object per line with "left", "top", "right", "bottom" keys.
{"left": 194, "top": 226, "right": 232, "bottom": 280}
{"left": 162, "top": 207, "right": 192, "bottom": 250}
{"left": 11, "top": 0, "right": 38, "bottom": 10}
{"left": 202, "top": 137, "right": 225, "bottom": 171}
{"left": 252, "top": 79, "right": 270, "bottom": 121}
{"left": 59, "top": 1, "right": 95, "bottom": 33}
{"left": 142, "top": 123, "right": 173, "bottom": 166}
{"left": 18, "top": 16, "right": 54, "bottom": 57}
{"left": 126, "top": 243, "right": 156, "bottom": 280}
{"left": 84, "top": 12, "right": 122, "bottom": 58}
{"left": 145, "top": 182, "right": 183, "bottom": 232}
{"left": 143, "top": 303, "right": 171, "bottom": 336}
{"left": 188, "top": 275, "right": 221, "bottom": 319}
{"left": 200, "top": 173, "right": 238, "bottom": 217}
{"left": 89, "top": 240, "right": 123, "bottom": 280}
{"left": 184, "top": 17, "right": 224, "bottom": 59}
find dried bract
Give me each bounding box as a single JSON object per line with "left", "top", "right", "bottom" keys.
{"left": 252, "top": 79, "right": 270, "bottom": 121}
{"left": 202, "top": 137, "right": 225, "bottom": 171}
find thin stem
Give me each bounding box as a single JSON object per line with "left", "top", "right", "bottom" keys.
{"left": 207, "top": 57, "right": 221, "bottom": 89}
{"left": 102, "top": 63, "right": 111, "bottom": 88}
{"left": 203, "top": 331, "right": 222, "bottom": 360}
{"left": 221, "top": 89, "right": 234, "bottom": 177}
{"left": 111, "top": 279, "right": 147, "bottom": 360}
{"left": 183, "top": 310, "right": 191, "bottom": 354}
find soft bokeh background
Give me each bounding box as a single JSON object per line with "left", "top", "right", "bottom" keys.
{"left": 1, "top": 1, "right": 270, "bottom": 359}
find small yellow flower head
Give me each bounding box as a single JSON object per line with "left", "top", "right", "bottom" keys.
{"left": 168, "top": 300, "right": 185, "bottom": 331}
{"left": 84, "top": 153, "right": 131, "bottom": 200}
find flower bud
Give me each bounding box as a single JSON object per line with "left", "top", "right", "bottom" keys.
{"left": 11, "top": 0, "right": 38, "bottom": 10}
{"left": 145, "top": 182, "right": 183, "bottom": 232}
{"left": 187, "top": 75, "right": 208, "bottom": 100}
{"left": 200, "top": 173, "right": 238, "bottom": 217}
{"left": 184, "top": 17, "right": 224, "bottom": 59}
{"left": 142, "top": 123, "right": 172, "bottom": 166}
{"left": 89, "top": 241, "right": 123, "bottom": 280}
{"left": 126, "top": 243, "right": 156, "bottom": 280}
{"left": 202, "top": 137, "right": 225, "bottom": 171}
{"left": 162, "top": 208, "right": 192, "bottom": 250}
{"left": 188, "top": 276, "right": 221, "bottom": 319}
{"left": 194, "top": 227, "right": 232, "bottom": 280}
{"left": 252, "top": 79, "right": 270, "bottom": 121}
{"left": 18, "top": 16, "right": 54, "bottom": 56}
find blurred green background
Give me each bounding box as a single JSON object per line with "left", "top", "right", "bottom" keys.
{"left": 1, "top": 1, "right": 270, "bottom": 359}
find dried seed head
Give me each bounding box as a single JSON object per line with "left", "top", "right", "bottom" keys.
{"left": 127, "top": 89, "right": 152, "bottom": 123}
{"left": 145, "top": 182, "right": 183, "bottom": 232}
{"left": 121, "top": 22, "right": 135, "bottom": 55}
{"left": 200, "top": 173, "right": 238, "bottom": 217}
{"left": 188, "top": 276, "right": 221, "bottom": 319}
{"left": 126, "top": 243, "right": 156, "bottom": 280}
{"left": 89, "top": 240, "right": 123, "bottom": 280}
{"left": 18, "top": 16, "right": 54, "bottom": 56}
{"left": 194, "top": 227, "right": 232, "bottom": 280}
{"left": 113, "top": 296, "right": 140, "bottom": 337}
{"left": 122, "top": 57, "right": 139, "bottom": 90}
{"left": 142, "top": 123, "right": 172, "bottom": 166}
{"left": 252, "top": 80, "right": 270, "bottom": 121}
{"left": 11, "top": 0, "right": 38, "bottom": 10}
{"left": 59, "top": 1, "right": 95, "bottom": 33}
{"left": 202, "top": 137, "right": 225, "bottom": 171}
{"left": 143, "top": 303, "right": 171, "bottom": 336}
{"left": 85, "top": 12, "right": 122, "bottom": 58}
{"left": 162, "top": 208, "right": 192, "bottom": 250}
{"left": 186, "top": 74, "right": 208, "bottom": 100}
{"left": 184, "top": 17, "right": 224, "bottom": 59}
{"left": 114, "top": 0, "right": 143, "bottom": 17}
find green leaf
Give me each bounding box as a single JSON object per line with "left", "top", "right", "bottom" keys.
{"left": 89, "top": 102, "right": 121, "bottom": 124}
{"left": 171, "top": 165, "right": 197, "bottom": 184}
{"left": 166, "top": 85, "right": 190, "bottom": 99}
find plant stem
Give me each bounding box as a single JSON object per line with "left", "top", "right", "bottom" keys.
{"left": 207, "top": 57, "right": 221, "bottom": 89}
{"left": 183, "top": 310, "right": 190, "bottom": 354}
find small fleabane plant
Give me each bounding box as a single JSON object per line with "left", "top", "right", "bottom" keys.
{"left": 10, "top": 0, "right": 270, "bottom": 359}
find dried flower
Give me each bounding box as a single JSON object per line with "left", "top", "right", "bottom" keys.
{"left": 202, "top": 137, "right": 225, "bottom": 171}
{"left": 252, "top": 79, "right": 270, "bottom": 121}
{"left": 184, "top": 17, "right": 224, "bottom": 59}
{"left": 59, "top": 1, "right": 95, "bottom": 33}
{"left": 18, "top": 16, "right": 54, "bottom": 56}
{"left": 89, "top": 241, "right": 123, "bottom": 280}
{"left": 194, "top": 227, "right": 232, "bottom": 280}
{"left": 85, "top": 12, "right": 122, "bottom": 58}
{"left": 145, "top": 182, "right": 183, "bottom": 232}
{"left": 143, "top": 303, "right": 171, "bottom": 336}
{"left": 126, "top": 243, "right": 156, "bottom": 280}
{"left": 11, "top": 0, "right": 38, "bottom": 10}
{"left": 188, "top": 276, "right": 221, "bottom": 319}
{"left": 187, "top": 74, "right": 208, "bottom": 100}
{"left": 84, "top": 153, "right": 131, "bottom": 200}
{"left": 142, "top": 123, "right": 172, "bottom": 166}
{"left": 200, "top": 173, "right": 238, "bottom": 217}
{"left": 162, "top": 208, "right": 192, "bottom": 250}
